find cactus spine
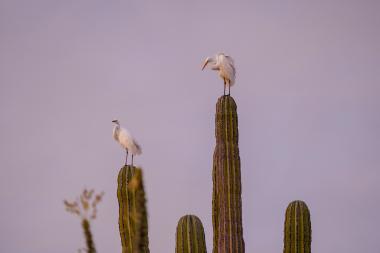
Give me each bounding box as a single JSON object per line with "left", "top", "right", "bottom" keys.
{"left": 212, "top": 95, "right": 245, "bottom": 253}
{"left": 176, "top": 215, "right": 207, "bottom": 253}
{"left": 283, "top": 200, "right": 312, "bottom": 253}
{"left": 117, "top": 166, "right": 150, "bottom": 253}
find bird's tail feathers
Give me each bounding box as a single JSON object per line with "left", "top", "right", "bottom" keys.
{"left": 134, "top": 142, "right": 142, "bottom": 155}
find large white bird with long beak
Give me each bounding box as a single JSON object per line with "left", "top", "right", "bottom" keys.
{"left": 202, "top": 53, "right": 236, "bottom": 96}
{"left": 112, "top": 120, "right": 142, "bottom": 166}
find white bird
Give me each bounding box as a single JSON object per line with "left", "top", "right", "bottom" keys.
{"left": 202, "top": 53, "right": 236, "bottom": 96}
{"left": 112, "top": 120, "right": 142, "bottom": 166}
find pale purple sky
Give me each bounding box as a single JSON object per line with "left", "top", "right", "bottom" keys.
{"left": 1, "top": 1, "right": 379, "bottom": 252}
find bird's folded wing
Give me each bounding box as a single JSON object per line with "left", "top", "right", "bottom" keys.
{"left": 224, "top": 56, "right": 236, "bottom": 85}
{"left": 133, "top": 140, "right": 142, "bottom": 155}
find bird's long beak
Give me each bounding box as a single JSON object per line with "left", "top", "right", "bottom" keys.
{"left": 112, "top": 120, "right": 117, "bottom": 123}
{"left": 201, "top": 59, "right": 210, "bottom": 70}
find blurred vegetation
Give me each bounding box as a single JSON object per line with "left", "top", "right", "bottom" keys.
{"left": 64, "top": 189, "right": 104, "bottom": 253}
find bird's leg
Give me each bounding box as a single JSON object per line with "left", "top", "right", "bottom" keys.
{"left": 228, "top": 81, "right": 231, "bottom": 96}
{"left": 131, "top": 155, "right": 134, "bottom": 167}
{"left": 224, "top": 79, "right": 226, "bottom": 96}
{"left": 125, "top": 149, "right": 129, "bottom": 165}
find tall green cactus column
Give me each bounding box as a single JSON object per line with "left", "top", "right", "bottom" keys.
{"left": 212, "top": 96, "right": 245, "bottom": 253}
{"left": 117, "top": 165, "right": 150, "bottom": 253}
{"left": 176, "top": 215, "right": 207, "bottom": 253}
{"left": 283, "top": 200, "right": 312, "bottom": 253}
{"left": 128, "top": 169, "right": 149, "bottom": 253}
{"left": 117, "top": 165, "right": 136, "bottom": 253}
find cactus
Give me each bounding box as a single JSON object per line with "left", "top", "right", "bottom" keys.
{"left": 212, "top": 95, "right": 245, "bottom": 253}
{"left": 175, "top": 215, "right": 207, "bottom": 253}
{"left": 117, "top": 165, "right": 149, "bottom": 253}
{"left": 65, "top": 92, "right": 319, "bottom": 253}
{"left": 283, "top": 200, "right": 312, "bottom": 253}
{"left": 128, "top": 169, "right": 150, "bottom": 253}
{"left": 117, "top": 165, "right": 136, "bottom": 253}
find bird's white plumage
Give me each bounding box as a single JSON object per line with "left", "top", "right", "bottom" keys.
{"left": 202, "top": 53, "right": 236, "bottom": 86}
{"left": 112, "top": 121, "right": 142, "bottom": 156}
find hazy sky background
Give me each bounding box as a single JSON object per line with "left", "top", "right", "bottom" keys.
{"left": 1, "top": 0, "right": 379, "bottom": 252}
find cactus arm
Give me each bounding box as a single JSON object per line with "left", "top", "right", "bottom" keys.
{"left": 283, "top": 200, "right": 312, "bottom": 253}
{"left": 176, "top": 215, "right": 207, "bottom": 253}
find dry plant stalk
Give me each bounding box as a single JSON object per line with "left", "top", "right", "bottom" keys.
{"left": 64, "top": 189, "right": 104, "bottom": 253}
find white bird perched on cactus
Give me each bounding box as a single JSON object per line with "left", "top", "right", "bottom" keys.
{"left": 112, "top": 120, "right": 142, "bottom": 166}
{"left": 202, "top": 53, "right": 236, "bottom": 96}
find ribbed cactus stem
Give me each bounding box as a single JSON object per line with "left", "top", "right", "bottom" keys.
{"left": 117, "top": 165, "right": 136, "bottom": 253}
{"left": 82, "top": 219, "right": 96, "bottom": 253}
{"left": 283, "top": 200, "right": 312, "bottom": 253}
{"left": 212, "top": 95, "right": 245, "bottom": 253}
{"left": 176, "top": 215, "right": 207, "bottom": 253}
{"left": 118, "top": 165, "right": 149, "bottom": 253}
{"left": 128, "top": 169, "right": 150, "bottom": 253}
